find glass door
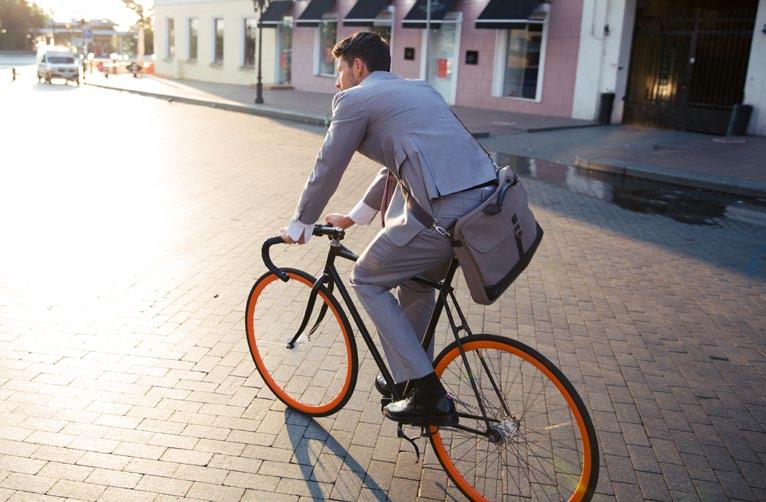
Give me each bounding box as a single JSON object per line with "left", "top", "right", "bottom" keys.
{"left": 425, "top": 22, "right": 458, "bottom": 104}
{"left": 277, "top": 18, "right": 293, "bottom": 85}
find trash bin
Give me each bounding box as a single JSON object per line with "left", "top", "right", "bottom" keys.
{"left": 598, "top": 92, "right": 615, "bottom": 125}
{"left": 726, "top": 104, "right": 752, "bottom": 136}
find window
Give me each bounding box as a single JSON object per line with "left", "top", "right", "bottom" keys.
{"left": 277, "top": 18, "right": 293, "bottom": 85}
{"left": 244, "top": 18, "right": 257, "bottom": 68}
{"left": 188, "top": 18, "right": 198, "bottom": 61}
{"left": 214, "top": 18, "right": 225, "bottom": 64}
{"left": 502, "top": 24, "right": 543, "bottom": 99}
{"left": 167, "top": 18, "right": 175, "bottom": 59}
{"left": 316, "top": 19, "right": 337, "bottom": 76}
{"left": 370, "top": 25, "right": 391, "bottom": 43}
{"left": 367, "top": 9, "right": 393, "bottom": 48}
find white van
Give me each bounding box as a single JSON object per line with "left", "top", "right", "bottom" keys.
{"left": 37, "top": 46, "right": 80, "bottom": 85}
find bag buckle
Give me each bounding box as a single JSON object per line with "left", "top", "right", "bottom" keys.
{"left": 432, "top": 223, "right": 452, "bottom": 238}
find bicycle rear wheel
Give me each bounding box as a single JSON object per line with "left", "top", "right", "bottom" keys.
{"left": 429, "top": 334, "right": 599, "bottom": 501}
{"left": 245, "top": 268, "right": 357, "bottom": 416}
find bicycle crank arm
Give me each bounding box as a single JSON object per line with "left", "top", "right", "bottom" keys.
{"left": 397, "top": 424, "right": 420, "bottom": 463}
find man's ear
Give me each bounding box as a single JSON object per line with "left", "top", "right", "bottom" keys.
{"left": 353, "top": 57, "right": 367, "bottom": 77}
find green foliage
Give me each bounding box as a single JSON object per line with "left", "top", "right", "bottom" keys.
{"left": 124, "top": 1, "right": 152, "bottom": 55}
{"left": 0, "top": 0, "right": 48, "bottom": 50}
{"left": 122, "top": 0, "right": 151, "bottom": 27}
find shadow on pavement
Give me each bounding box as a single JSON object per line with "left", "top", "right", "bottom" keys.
{"left": 284, "top": 411, "right": 386, "bottom": 501}
{"left": 32, "top": 81, "right": 80, "bottom": 92}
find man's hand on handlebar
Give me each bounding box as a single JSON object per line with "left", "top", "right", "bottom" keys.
{"left": 280, "top": 214, "right": 352, "bottom": 244}
{"left": 325, "top": 213, "right": 354, "bottom": 229}
{"left": 279, "top": 227, "right": 306, "bottom": 245}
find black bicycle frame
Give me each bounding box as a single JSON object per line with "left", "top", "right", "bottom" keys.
{"left": 263, "top": 230, "right": 508, "bottom": 435}
{"left": 323, "top": 238, "right": 500, "bottom": 434}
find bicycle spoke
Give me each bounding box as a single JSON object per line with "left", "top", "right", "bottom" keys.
{"left": 431, "top": 337, "right": 596, "bottom": 502}
{"left": 246, "top": 271, "right": 355, "bottom": 414}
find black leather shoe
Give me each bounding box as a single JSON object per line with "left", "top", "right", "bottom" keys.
{"left": 383, "top": 389, "right": 459, "bottom": 427}
{"left": 374, "top": 374, "right": 408, "bottom": 397}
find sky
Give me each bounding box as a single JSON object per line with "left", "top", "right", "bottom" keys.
{"left": 32, "top": 0, "right": 152, "bottom": 30}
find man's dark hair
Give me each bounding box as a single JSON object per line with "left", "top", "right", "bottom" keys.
{"left": 332, "top": 31, "right": 391, "bottom": 72}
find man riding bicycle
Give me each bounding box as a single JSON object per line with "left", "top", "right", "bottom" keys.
{"left": 280, "top": 32, "right": 496, "bottom": 426}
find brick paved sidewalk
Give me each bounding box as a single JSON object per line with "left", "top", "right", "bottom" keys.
{"left": 1, "top": 85, "right": 765, "bottom": 501}
{"left": 86, "top": 72, "right": 766, "bottom": 198}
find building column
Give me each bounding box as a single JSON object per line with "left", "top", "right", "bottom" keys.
{"left": 744, "top": 0, "right": 766, "bottom": 135}
{"left": 571, "top": 0, "right": 636, "bottom": 123}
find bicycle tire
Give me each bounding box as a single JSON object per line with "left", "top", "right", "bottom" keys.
{"left": 245, "top": 268, "right": 358, "bottom": 417}
{"left": 429, "top": 334, "right": 599, "bottom": 502}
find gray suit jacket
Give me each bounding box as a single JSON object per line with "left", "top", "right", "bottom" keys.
{"left": 292, "top": 71, "right": 496, "bottom": 245}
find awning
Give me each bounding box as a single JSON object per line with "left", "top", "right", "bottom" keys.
{"left": 475, "top": 0, "right": 546, "bottom": 29}
{"left": 259, "top": 0, "right": 292, "bottom": 27}
{"left": 343, "top": 0, "right": 391, "bottom": 27}
{"left": 402, "top": 0, "right": 456, "bottom": 29}
{"left": 296, "top": 0, "right": 335, "bottom": 27}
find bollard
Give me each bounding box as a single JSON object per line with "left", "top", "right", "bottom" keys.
{"left": 11, "top": 68, "right": 16, "bottom": 81}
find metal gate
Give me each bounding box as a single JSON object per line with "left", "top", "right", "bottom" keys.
{"left": 624, "top": 0, "right": 757, "bottom": 134}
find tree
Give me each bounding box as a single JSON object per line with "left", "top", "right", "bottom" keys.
{"left": 122, "top": 0, "right": 150, "bottom": 28}
{"left": 122, "top": 0, "right": 152, "bottom": 60}
{"left": 0, "top": 0, "right": 48, "bottom": 50}
{"left": 131, "top": 20, "right": 152, "bottom": 55}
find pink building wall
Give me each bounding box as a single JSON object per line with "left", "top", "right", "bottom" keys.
{"left": 454, "top": 0, "right": 583, "bottom": 116}
{"left": 288, "top": 0, "right": 583, "bottom": 117}
{"left": 290, "top": 0, "right": 357, "bottom": 93}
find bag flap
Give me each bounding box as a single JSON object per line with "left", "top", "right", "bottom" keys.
{"left": 454, "top": 180, "right": 530, "bottom": 253}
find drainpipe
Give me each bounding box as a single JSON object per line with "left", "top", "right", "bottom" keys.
{"left": 424, "top": 0, "right": 431, "bottom": 81}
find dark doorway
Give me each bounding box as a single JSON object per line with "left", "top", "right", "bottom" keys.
{"left": 624, "top": 0, "right": 757, "bottom": 134}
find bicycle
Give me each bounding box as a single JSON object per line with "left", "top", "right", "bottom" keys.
{"left": 246, "top": 224, "right": 599, "bottom": 501}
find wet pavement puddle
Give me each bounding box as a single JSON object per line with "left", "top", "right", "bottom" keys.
{"left": 493, "top": 153, "right": 766, "bottom": 228}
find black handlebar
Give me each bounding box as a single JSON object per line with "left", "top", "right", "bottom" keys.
{"left": 262, "top": 236, "right": 289, "bottom": 281}
{"left": 261, "top": 225, "right": 347, "bottom": 282}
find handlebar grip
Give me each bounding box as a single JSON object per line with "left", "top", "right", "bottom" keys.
{"left": 262, "top": 236, "right": 289, "bottom": 282}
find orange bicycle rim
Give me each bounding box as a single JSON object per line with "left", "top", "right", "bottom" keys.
{"left": 246, "top": 272, "right": 354, "bottom": 415}
{"left": 430, "top": 339, "right": 594, "bottom": 502}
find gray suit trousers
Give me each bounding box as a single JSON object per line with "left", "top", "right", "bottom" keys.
{"left": 350, "top": 188, "right": 488, "bottom": 382}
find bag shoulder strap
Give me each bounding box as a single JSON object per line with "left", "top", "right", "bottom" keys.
{"left": 450, "top": 110, "right": 496, "bottom": 165}
{"left": 387, "top": 110, "right": 498, "bottom": 233}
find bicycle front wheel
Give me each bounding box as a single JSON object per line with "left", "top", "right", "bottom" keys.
{"left": 429, "top": 334, "right": 599, "bottom": 501}
{"left": 245, "top": 268, "right": 357, "bottom": 417}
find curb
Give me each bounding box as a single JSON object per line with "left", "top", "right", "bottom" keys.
{"left": 574, "top": 155, "right": 766, "bottom": 199}
{"left": 85, "top": 82, "right": 328, "bottom": 127}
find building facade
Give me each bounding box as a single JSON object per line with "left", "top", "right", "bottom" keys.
{"left": 35, "top": 19, "right": 135, "bottom": 57}
{"left": 153, "top": 0, "right": 281, "bottom": 85}
{"left": 153, "top": 0, "right": 766, "bottom": 135}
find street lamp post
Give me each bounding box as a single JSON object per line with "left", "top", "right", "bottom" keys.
{"left": 252, "top": 0, "right": 270, "bottom": 104}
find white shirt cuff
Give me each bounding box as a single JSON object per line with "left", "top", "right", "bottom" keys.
{"left": 348, "top": 201, "right": 378, "bottom": 225}
{"left": 287, "top": 219, "right": 314, "bottom": 243}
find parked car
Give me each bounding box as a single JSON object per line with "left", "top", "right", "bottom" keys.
{"left": 37, "top": 46, "right": 80, "bottom": 85}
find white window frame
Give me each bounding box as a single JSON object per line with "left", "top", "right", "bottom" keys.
{"left": 419, "top": 11, "right": 462, "bottom": 105}
{"left": 367, "top": 5, "right": 395, "bottom": 58}
{"left": 314, "top": 15, "right": 338, "bottom": 77}
{"left": 187, "top": 17, "right": 198, "bottom": 62}
{"left": 241, "top": 16, "right": 257, "bottom": 69}
{"left": 212, "top": 17, "right": 225, "bottom": 66}
{"left": 491, "top": 21, "right": 549, "bottom": 103}
{"left": 166, "top": 17, "right": 175, "bottom": 60}
{"left": 275, "top": 17, "right": 294, "bottom": 84}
